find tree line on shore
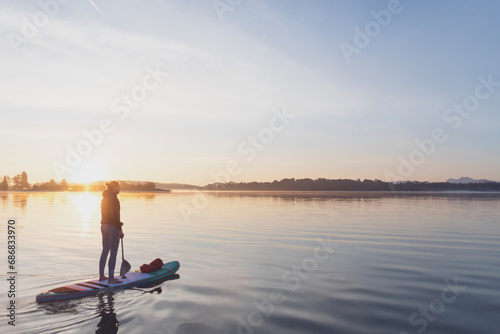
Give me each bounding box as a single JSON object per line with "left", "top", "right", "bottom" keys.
{"left": 0, "top": 172, "right": 29, "bottom": 191}
{"left": 2, "top": 172, "right": 499, "bottom": 192}
{"left": 204, "top": 178, "right": 500, "bottom": 192}
{"left": 0, "top": 172, "right": 162, "bottom": 192}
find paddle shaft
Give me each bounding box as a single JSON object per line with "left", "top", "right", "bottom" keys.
{"left": 120, "top": 236, "right": 131, "bottom": 278}
{"left": 121, "top": 237, "right": 124, "bottom": 261}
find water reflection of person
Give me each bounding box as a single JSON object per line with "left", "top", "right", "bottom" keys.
{"left": 99, "top": 181, "right": 125, "bottom": 284}
{"left": 96, "top": 292, "right": 119, "bottom": 334}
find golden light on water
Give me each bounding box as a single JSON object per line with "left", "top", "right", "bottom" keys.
{"left": 75, "top": 193, "right": 100, "bottom": 222}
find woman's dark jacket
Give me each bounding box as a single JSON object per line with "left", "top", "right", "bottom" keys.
{"left": 101, "top": 190, "right": 123, "bottom": 230}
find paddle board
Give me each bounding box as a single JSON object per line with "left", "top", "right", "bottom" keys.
{"left": 36, "top": 261, "right": 180, "bottom": 302}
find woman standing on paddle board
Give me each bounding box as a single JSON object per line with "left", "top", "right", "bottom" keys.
{"left": 99, "top": 181, "right": 124, "bottom": 284}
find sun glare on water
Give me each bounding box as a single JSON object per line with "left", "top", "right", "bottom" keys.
{"left": 74, "top": 193, "right": 100, "bottom": 236}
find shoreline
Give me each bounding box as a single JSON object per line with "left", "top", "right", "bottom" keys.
{"left": 2, "top": 189, "right": 500, "bottom": 194}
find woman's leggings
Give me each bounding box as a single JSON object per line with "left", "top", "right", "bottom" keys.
{"left": 99, "top": 224, "right": 121, "bottom": 278}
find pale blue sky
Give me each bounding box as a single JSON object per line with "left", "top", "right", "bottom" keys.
{"left": 1, "top": 0, "right": 499, "bottom": 184}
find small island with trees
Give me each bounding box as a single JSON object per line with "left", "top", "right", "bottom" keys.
{"left": 0, "top": 171, "right": 170, "bottom": 192}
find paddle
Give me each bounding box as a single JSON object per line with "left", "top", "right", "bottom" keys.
{"left": 120, "top": 237, "right": 131, "bottom": 278}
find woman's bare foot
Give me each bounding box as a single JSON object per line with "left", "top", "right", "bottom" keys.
{"left": 99, "top": 275, "right": 108, "bottom": 281}
{"left": 108, "top": 277, "right": 123, "bottom": 284}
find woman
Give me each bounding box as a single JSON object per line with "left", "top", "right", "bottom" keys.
{"left": 99, "top": 181, "right": 124, "bottom": 284}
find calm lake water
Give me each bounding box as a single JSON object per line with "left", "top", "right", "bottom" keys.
{"left": 1, "top": 191, "right": 500, "bottom": 334}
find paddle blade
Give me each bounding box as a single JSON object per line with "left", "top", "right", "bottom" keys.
{"left": 120, "top": 259, "right": 131, "bottom": 277}
{"left": 120, "top": 238, "right": 131, "bottom": 277}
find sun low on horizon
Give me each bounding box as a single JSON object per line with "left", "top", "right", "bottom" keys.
{"left": 68, "top": 160, "right": 109, "bottom": 184}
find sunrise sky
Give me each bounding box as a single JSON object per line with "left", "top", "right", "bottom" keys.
{"left": 1, "top": 0, "right": 500, "bottom": 185}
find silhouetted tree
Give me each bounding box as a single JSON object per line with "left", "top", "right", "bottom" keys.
{"left": 119, "top": 181, "right": 159, "bottom": 191}
{"left": 20, "top": 171, "right": 29, "bottom": 189}
{"left": 48, "top": 179, "right": 56, "bottom": 189}
{"left": 12, "top": 171, "right": 30, "bottom": 190}
{"left": 0, "top": 175, "right": 9, "bottom": 190}
{"left": 12, "top": 174, "right": 21, "bottom": 190}
{"left": 144, "top": 182, "right": 156, "bottom": 190}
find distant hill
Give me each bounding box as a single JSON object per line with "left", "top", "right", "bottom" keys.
{"left": 446, "top": 177, "right": 498, "bottom": 184}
